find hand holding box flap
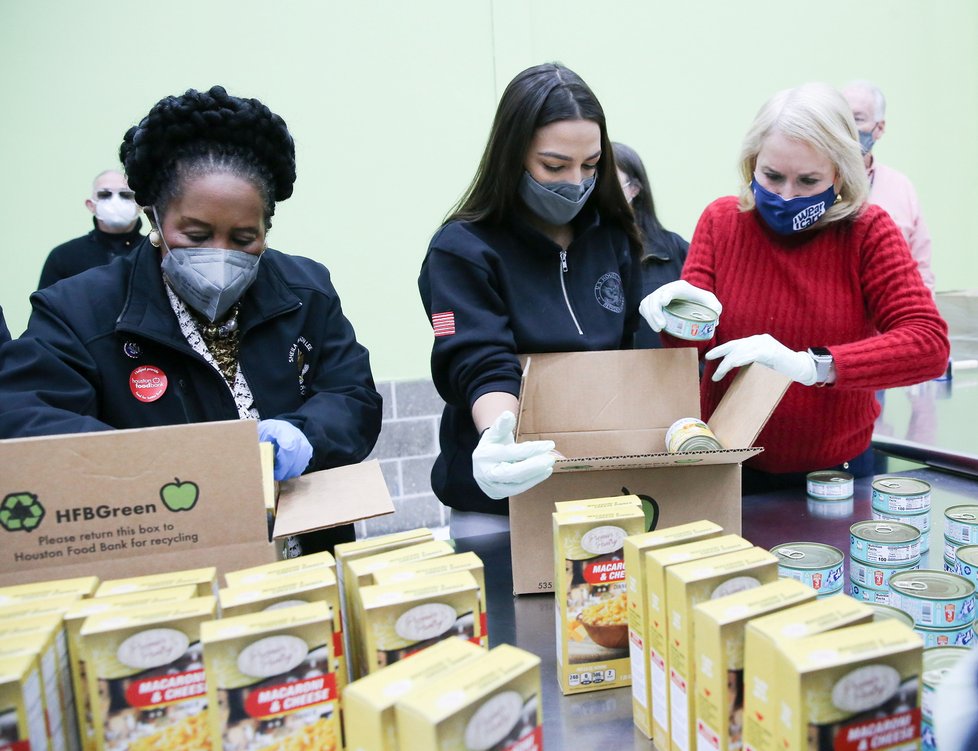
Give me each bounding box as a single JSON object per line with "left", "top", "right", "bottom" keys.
{"left": 706, "top": 363, "right": 792, "bottom": 450}
{"left": 272, "top": 459, "right": 394, "bottom": 538}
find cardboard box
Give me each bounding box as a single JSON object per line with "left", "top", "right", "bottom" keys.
{"left": 0, "top": 421, "right": 394, "bottom": 586}
{"left": 394, "top": 643, "right": 542, "bottom": 751}
{"left": 624, "top": 520, "right": 723, "bottom": 738}
{"left": 0, "top": 577, "right": 99, "bottom": 605}
{"left": 0, "top": 653, "right": 49, "bottom": 750}
{"left": 342, "top": 638, "right": 485, "bottom": 751}
{"left": 222, "top": 550, "right": 335, "bottom": 588}
{"left": 509, "top": 350, "right": 790, "bottom": 594}
{"left": 93, "top": 567, "right": 217, "bottom": 600}
{"left": 742, "top": 596, "right": 872, "bottom": 751}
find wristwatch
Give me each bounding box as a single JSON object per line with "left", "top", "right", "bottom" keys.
{"left": 807, "top": 347, "right": 833, "bottom": 385}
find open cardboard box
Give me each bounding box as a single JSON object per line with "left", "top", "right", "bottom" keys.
{"left": 0, "top": 420, "right": 393, "bottom": 586}
{"left": 510, "top": 348, "right": 790, "bottom": 594}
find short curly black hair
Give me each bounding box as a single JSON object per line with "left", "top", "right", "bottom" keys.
{"left": 119, "top": 85, "right": 296, "bottom": 227}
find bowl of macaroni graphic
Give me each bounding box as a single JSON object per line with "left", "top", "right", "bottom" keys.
{"left": 577, "top": 593, "right": 628, "bottom": 649}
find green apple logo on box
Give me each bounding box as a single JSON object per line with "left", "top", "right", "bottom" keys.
{"left": 160, "top": 478, "right": 199, "bottom": 512}
{"left": 0, "top": 492, "right": 45, "bottom": 533}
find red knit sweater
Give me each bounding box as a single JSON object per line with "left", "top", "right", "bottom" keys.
{"left": 669, "top": 197, "right": 949, "bottom": 473}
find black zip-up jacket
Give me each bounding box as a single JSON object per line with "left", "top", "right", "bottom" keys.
{"left": 38, "top": 217, "right": 145, "bottom": 289}
{"left": 419, "top": 209, "right": 641, "bottom": 515}
{"left": 0, "top": 240, "right": 382, "bottom": 551}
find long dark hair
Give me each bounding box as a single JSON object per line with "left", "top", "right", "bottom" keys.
{"left": 612, "top": 142, "right": 669, "bottom": 262}
{"left": 447, "top": 63, "right": 641, "bottom": 254}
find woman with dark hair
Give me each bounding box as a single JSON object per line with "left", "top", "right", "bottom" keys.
{"left": 612, "top": 142, "right": 689, "bottom": 348}
{"left": 0, "top": 86, "right": 382, "bottom": 554}
{"left": 418, "top": 63, "right": 642, "bottom": 535}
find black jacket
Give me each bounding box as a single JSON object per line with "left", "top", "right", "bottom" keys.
{"left": 38, "top": 218, "right": 145, "bottom": 289}
{"left": 418, "top": 209, "right": 641, "bottom": 514}
{"left": 0, "top": 305, "right": 10, "bottom": 344}
{"left": 633, "top": 229, "right": 689, "bottom": 349}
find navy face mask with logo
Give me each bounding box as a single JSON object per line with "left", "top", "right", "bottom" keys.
{"left": 751, "top": 178, "right": 836, "bottom": 235}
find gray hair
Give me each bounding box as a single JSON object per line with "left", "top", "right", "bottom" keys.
{"left": 844, "top": 80, "right": 886, "bottom": 121}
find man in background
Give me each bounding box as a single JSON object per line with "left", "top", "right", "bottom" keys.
{"left": 843, "top": 80, "right": 934, "bottom": 291}
{"left": 38, "top": 169, "right": 143, "bottom": 289}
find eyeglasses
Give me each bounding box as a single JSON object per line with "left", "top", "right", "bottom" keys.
{"left": 96, "top": 190, "right": 136, "bottom": 201}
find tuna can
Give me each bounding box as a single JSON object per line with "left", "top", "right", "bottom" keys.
{"left": 922, "top": 718, "right": 937, "bottom": 751}
{"left": 864, "top": 602, "right": 915, "bottom": 628}
{"left": 889, "top": 570, "right": 976, "bottom": 629}
{"left": 848, "top": 581, "right": 891, "bottom": 604}
{"left": 849, "top": 557, "right": 920, "bottom": 589}
{"left": 850, "top": 520, "right": 921, "bottom": 565}
{"left": 664, "top": 417, "right": 723, "bottom": 453}
{"left": 771, "top": 542, "right": 844, "bottom": 594}
{"left": 872, "top": 509, "right": 931, "bottom": 551}
{"left": 921, "top": 646, "right": 970, "bottom": 722}
{"left": 871, "top": 477, "right": 932, "bottom": 513}
{"left": 944, "top": 505, "right": 978, "bottom": 545}
{"left": 945, "top": 537, "right": 962, "bottom": 564}
{"left": 915, "top": 622, "right": 976, "bottom": 648}
{"left": 952, "top": 545, "right": 978, "bottom": 588}
{"left": 806, "top": 471, "right": 854, "bottom": 500}
{"left": 944, "top": 557, "right": 957, "bottom": 574}
{"left": 661, "top": 299, "right": 718, "bottom": 341}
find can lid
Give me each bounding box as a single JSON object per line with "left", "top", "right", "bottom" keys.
{"left": 807, "top": 471, "right": 853, "bottom": 484}
{"left": 890, "top": 570, "right": 975, "bottom": 599}
{"left": 851, "top": 520, "right": 921, "bottom": 544}
{"left": 865, "top": 602, "right": 915, "bottom": 628}
{"left": 872, "top": 477, "right": 932, "bottom": 496}
{"left": 663, "top": 299, "right": 717, "bottom": 323}
{"left": 946, "top": 505, "right": 978, "bottom": 523}
{"left": 923, "top": 646, "right": 971, "bottom": 686}
{"left": 771, "top": 542, "right": 843, "bottom": 569}
{"left": 677, "top": 436, "right": 723, "bottom": 453}
{"left": 956, "top": 545, "right": 978, "bottom": 567}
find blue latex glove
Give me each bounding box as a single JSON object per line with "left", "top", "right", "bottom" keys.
{"left": 258, "top": 419, "right": 313, "bottom": 481}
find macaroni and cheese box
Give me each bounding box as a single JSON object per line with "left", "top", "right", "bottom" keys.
{"left": 0, "top": 653, "right": 49, "bottom": 751}
{"left": 0, "top": 595, "right": 85, "bottom": 623}
{"left": 553, "top": 506, "right": 645, "bottom": 695}
{"left": 93, "top": 567, "right": 217, "bottom": 600}
{"left": 553, "top": 494, "right": 643, "bottom": 514}
{"left": 358, "top": 572, "right": 481, "bottom": 676}
{"left": 64, "top": 587, "right": 198, "bottom": 751}
{"left": 742, "top": 596, "right": 872, "bottom": 751}
{"left": 223, "top": 550, "right": 335, "bottom": 588}
{"left": 200, "top": 601, "right": 339, "bottom": 751}
{"left": 395, "top": 644, "right": 542, "bottom": 751}
{"left": 343, "top": 638, "right": 485, "bottom": 751}
{"left": 774, "top": 620, "right": 922, "bottom": 751}
{"left": 0, "top": 634, "right": 69, "bottom": 751}
{"left": 624, "top": 520, "right": 723, "bottom": 738}
{"left": 644, "top": 534, "right": 752, "bottom": 749}
{"left": 78, "top": 596, "right": 216, "bottom": 751}
{"left": 371, "top": 552, "right": 489, "bottom": 648}
{"left": 693, "top": 579, "right": 820, "bottom": 751}
{"left": 0, "top": 577, "right": 99, "bottom": 606}
{"left": 665, "top": 548, "right": 781, "bottom": 751}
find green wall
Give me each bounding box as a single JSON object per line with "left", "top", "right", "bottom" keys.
{"left": 1, "top": 0, "right": 975, "bottom": 381}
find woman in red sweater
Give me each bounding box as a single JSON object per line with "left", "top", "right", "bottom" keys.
{"left": 640, "top": 83, "right": 948, "bottom": 491}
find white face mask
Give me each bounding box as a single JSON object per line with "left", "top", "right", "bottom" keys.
{"left": 94, "top": 193, "right": 140, "bottom": 231}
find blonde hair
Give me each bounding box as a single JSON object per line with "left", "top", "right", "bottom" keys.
{"left": 737, "top": 83, "right": 869, "bottom": 225}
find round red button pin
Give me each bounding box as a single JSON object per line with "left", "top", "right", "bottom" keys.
{"left": 129, "top": 365, "right": 168, "bottom": 402}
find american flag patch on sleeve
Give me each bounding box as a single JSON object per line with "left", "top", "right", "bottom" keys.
{"left": 431, "top": 311, "right": 456, "bottom": 337}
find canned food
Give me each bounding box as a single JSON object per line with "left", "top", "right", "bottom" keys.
{"left": 871, "top": 477, "right": 932, "bottom": 513}
{"left": 848, "top": 581, "right": 891, "bottom": 604}
{"left": 849, "top": 557, "right": 920, "bottom": 589}
{"left": 806, "top": 496, "right": 854, "bottom": 519}
{"left": 921, "top": 718, "right": 937, "bottom": 751}
{"left": 944, "top": 557, "right": 957, "bottom": 574}
{"left": 954, "top": 545, "right": 978, "bottom": 587}
{"left": 915, "top": 622, "right": 976, "bottom": 648}
{"left": 664, "top": 417, "right": 722, "bottom": 453}
{"left": 921, "top": 646, "right": 970, "bottom": 721}
{"left": 661, "top": 300, "right": 718, "bottom": 341}
{"left": 871, "top": 508, "right": 931, "bottom": 533}
{"left": 944, "top": 505, "right": 978, "bottom": 545}
{"left": 864, "top": 602, "right": 915, "bottom": 628}
{"left": 889, "top": 570, "right": 976, "bottom": 628}
{"left": 771, "top": 542, "right": 844, "bottom": 593}
{"left": 945, "top": 537, "right": 962, "bottom": 563}
{"left": 850, "top": 521, "right": 921, "bottom": 564}
{"left": 806, "top": 471, "right": 853, "bottom": 500}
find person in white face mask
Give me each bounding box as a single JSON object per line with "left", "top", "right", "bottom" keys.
{"left": 38, "top": 169, "right": 145, "bottom": 288}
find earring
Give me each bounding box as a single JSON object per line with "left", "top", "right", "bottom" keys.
{"left": 148, "top": 229, "right": 161, "bottom": 248}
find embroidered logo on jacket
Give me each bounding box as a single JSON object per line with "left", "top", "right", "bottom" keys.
{"left": 432, "top": 311, "right": 456, "bottom": 337}
{"left": 288, "top": 336, "right": 313, "bottom": 396}
{"left": 594, "top": 272, "right": 625, "bottom": 313}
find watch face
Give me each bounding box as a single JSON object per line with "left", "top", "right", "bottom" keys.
{"left": 809, "top": 347, "right": 832, "bottom": 359}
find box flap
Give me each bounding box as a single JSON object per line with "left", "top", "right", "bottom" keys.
{"left": 707, "top": 363, "right": 791, "bottom": 449}
{"left": 553, "top": 448, "right": 762, "bottom": 472}
{"left": 272, "top": 459, "right": 394, "bottom": 538}
{"left": 516, "top": 348, "right": 700, "bottom": 436}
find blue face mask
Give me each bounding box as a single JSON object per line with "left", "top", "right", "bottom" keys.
{"left": 751, "top": 179, "right": 836, "bottom": 235}
{"left": 858, "top": 128, "right": 876, "bottom": 155}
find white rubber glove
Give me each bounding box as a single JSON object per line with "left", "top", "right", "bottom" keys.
{"left": 638, "top": 280, "right": 722, "bottom": 332}
{"left": 472, "top": 411, "right": 556, "bottom": 500}
{"left": 705, "top": 334, "right": 817, "bottom": 385}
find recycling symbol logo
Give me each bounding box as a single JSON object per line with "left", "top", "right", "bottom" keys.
{"left": 0, "top": 492, "right": 45, "bottom": 533}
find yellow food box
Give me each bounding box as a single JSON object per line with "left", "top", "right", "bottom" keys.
{"left": 63, "top": 586, "right": 200, "bottom": 751}
{"left": 623, "top": 520, "right": 723, "bottom": 738}
{"left": 394, "top": 643, "right": 542, "bottom": 751}
{"left": 665, "top": 547, "right": 782, "bottom": 751}
{"left": 0, "top": 633, "right": 71, "bottom": 751}
{"left": 741, "top": 595, "right": 872, "bottom": 751}
{"left": 358, "top": 571, "right": 481, "bottom": 676}
{"left": 93, "top": 567, "right": 217, "bottom": 600}
{"left": 342, "top": 638, "right": 485, "bottom": 751}
{"left": 553, "top": 506, "right": 646, "bottom": 696}
{"left": 200, "top": 601, "right": 339, "bottom": 751}
{"left": 371, "top": 551, "right": 489, "bottom": 648}
{"left": 223, "top": 550, "right": 335, "bottom": 588}
{"left": 0, "top": 577, "right": 99, "bottom": 606}
{"left": 0, "top": 653, "right": 49, "bottom": 751}
{"left": 644, "top": 534, "right": 752, "bottom": 750}
{"left": 774, "top": 620, "right": 922, "bottom": 751}
{"left": 0, "top": 595, "right": 85, "bottom": 623}
{"left": 693, "top": 579, "right": 820, "bottom": 751}
{"left": 553, "top": 494, "right": 643, "bottom": 514}
{"left": 78, "top": 596, "right": 217, "bottom": 751}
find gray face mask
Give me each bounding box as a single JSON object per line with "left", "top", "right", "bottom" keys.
{"left": 518, "top": 171, "right": 596, "bottom": 225}
{"left": 161, "top": 247, "right": 261, "bottom": 322}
